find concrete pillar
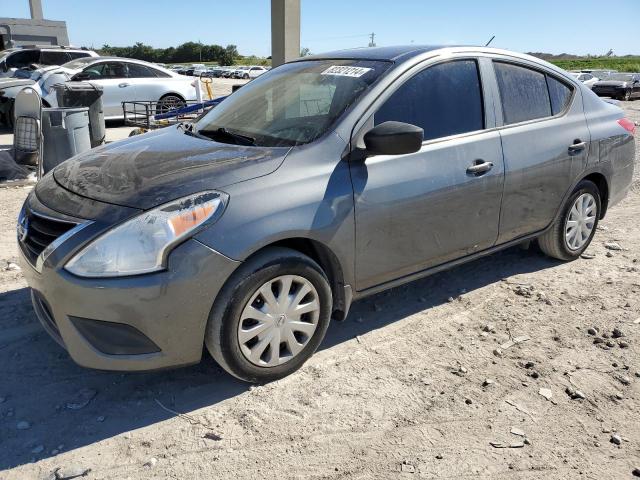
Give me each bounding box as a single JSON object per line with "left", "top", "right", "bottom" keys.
{"left": 29, "top": 0, "right": 44, "bottom": 20}
{"left": 271, "top": 0, "right": 300, "bottom": 67}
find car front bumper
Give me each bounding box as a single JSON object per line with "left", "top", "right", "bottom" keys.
{"left": 19, "top": 194, "right": 240, "bottom": 371}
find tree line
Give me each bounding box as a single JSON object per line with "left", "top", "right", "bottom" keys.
{"left": 98, "top": 42, "right": 242, "bottom": 65}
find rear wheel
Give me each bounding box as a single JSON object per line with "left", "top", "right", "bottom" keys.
{"left": 205, "top": 247, "right": 332, "bottom": 383}
{"left": 537, "top": 180, "right": 601, "bottom": 261}
{"left": 623, "top": 90, "right": 632, "bottom": 101}
{"left": 156, "top": 94, "right": 185, "bottom": 115}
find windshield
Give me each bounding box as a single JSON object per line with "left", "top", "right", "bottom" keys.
{"left": 194, "top": 59, "right": 392, "bottom": 147}
{"left": 61, "top": 57, "right": 98, "bottom": 71}
{"left": 604, "top": 74, "right": 634, "bottom": 82}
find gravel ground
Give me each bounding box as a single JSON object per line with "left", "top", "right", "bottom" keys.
{"left": 0, "top": 102, "right": 639, "bottom": 480}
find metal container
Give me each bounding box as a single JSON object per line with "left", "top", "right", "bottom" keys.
{"left": 54, "top": 82, "right": 105, "bottom": 147}
{"left": 41, "top": 107, "right": 91, "bottom": 174}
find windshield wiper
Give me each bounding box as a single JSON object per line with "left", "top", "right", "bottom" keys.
{"left": 197, "top": 127, "right": 256, "bottom": 146}
{"left": 177, "top": 122, "right": 199, "bottom": 137}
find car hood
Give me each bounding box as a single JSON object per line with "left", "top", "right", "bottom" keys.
{"left": 594, "top": 81, "right": 628, "bottom": 87}
{"left": 53, "top": 125, "right": 291, "bottom": 210}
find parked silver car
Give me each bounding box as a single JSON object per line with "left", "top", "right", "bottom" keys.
{"left": 19, "top": 46, "right": 636, "bottom": 382}
{"left": 40, "top": 57, "right": 200, "bottom": 118}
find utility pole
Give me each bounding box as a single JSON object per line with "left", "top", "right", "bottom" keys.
{"left": 368, "top": 32, "right": 376, "bottom": 47}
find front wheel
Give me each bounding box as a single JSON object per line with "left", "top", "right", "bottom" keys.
{"left": 205, "top": 247, "right": 332, "bottom": 383}
{"left": 623, "top": 90, "right": 632, "bottom": 101}
{"left": 537, "top": 180, "right": 601, "bottom": 261}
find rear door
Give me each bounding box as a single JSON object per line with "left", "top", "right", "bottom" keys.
{"left": 491, "top": 60, "right": 591, "bottom": 243}
{"left": 123, "top": 62, "right": 161, "bottom": 102}
{"left": 350, "top": 58, "right": 505, "bottom": 290}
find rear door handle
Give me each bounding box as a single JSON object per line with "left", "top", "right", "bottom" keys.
{"left": 568, "top": 140, "right": 587, "bottom": 154}
{"left": 118, "top": 82, "right": 130, "bottom": 88}
{"left": 466, "top": 160, "right": 494, "bottom": 175}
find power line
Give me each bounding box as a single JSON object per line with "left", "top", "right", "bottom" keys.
{"left": 368, "top": 32, "right": 376, "bottom": 47}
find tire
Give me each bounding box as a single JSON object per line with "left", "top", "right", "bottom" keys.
{"left": 537, "top": 180, "right": 601, "bottom": 261}
{"left": 623, "top": 90, "right": 632, "bottom": 101}
{"left": 243, "top": 74, "right": 249, "bottom": 79}
{"left": 205, "top": 247, "right": 333, "bottom": 383}
{"left": 156, "top": 94, "right": 185, "bottom": 115}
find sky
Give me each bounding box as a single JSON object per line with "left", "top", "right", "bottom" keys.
{"left": 2, "top": 0, "right": 639, "bottom": 56}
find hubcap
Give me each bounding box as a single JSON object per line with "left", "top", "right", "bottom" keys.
{"left": 238, "top": 275, "right": 320, "bottom": 367}
{"left": 157, "top": 96, "right": 184, "bottom": 113}
{"left": 565, "top": 193, "right": 597, "bottom": 251}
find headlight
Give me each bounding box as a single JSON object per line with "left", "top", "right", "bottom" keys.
{"left": 65, "top": 191, "right": 227, "bottom": 278}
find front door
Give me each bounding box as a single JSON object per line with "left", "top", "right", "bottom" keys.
{"left": 78, "top": 61, "right": 135, "bottom": 117}
{"left": 350, "top": 59, "right": 505, "bottom": 291}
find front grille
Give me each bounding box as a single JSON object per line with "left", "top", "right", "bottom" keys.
{"left": 19, "top": 207, "right": 77, "bottom": 265}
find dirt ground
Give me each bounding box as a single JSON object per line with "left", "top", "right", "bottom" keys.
{"left": 0, "top": 102, "right": 639, "bottom": 480}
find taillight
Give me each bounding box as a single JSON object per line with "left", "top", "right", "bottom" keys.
{"left": 618, "top": 118, "right": 636, "bottom": 135}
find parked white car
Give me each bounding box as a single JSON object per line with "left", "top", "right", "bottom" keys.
{"left": 0, "top": 46, "right": 98, "bottom": 78}
{"left": 233, "top": 65, "right": 268, "bottom": 79}
{"left": 39, "top": 57, "right": 200, "bottom": 119}
{"left": 569, "top": 72, "right": 599, "bottom": 89}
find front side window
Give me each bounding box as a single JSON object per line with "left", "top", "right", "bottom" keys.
{"left": 494, "top": 62, "right": 551, "bottom": 125}
{"left": 6, "top": 50, "right": 39, "bottom": 69}
{"left": 375, "top": 60, "right": 485, "bottom": 141}
{"left": 82, "top": 62, "right": 127, "bottom": 79}
{"left": 195, "top": 59, "right": 392, "bottom": 147}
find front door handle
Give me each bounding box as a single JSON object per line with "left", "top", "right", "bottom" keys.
{"left": 568, "top": 140, "right": 587, "bottom": 154}
{"left": 118, "top": 82, "right": 130, "bottom": 88}
{"left": 466, "top": 160, "right": 494, "bottom": 176}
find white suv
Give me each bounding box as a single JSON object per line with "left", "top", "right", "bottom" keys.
{"left": 233, "top": 66, "right": 268, "bottom": 79}
{"left": 0, "top": 46, "right": 99, "bottom": 78}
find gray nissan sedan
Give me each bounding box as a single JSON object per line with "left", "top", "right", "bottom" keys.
{"left": 18, "top": 46, "right": 636, "bottom": 382}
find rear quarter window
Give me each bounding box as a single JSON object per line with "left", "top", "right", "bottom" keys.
{"left": 546, "top": 75, "right": 573, "bottom": 115}
{"left": 494, "top": 62, "right": 551, "bottom": 125}
{"left": 67, "top": 52, "right": 91, "bottom": 60}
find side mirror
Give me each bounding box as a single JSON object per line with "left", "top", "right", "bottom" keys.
{"left": 72, "top": 72, "right": 91, "bottom": 81}
{"left": 363, "top": 121, "right": 424, "bottom": 157}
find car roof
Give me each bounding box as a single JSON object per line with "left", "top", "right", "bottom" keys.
{"left": 294, "top": 45, "right": 450, "bottom": 63}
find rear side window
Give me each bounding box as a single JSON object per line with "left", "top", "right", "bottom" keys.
{"left": 67, "top": 51, "right": 91, "bottom": 60}
{"left": 494, "top": 62, "right": 551, "bottom": 124}
{"left": 40, "top": 51, "right": 70, "bottom": 65}
{"left": 375, "top": 60, "right": 484, "bottom": 141}
{"left": 150, "top": 67, "right": 171, "bottom": 78}
{"left": 126, "top": 63, "right": 156, "bottom": 78}
{"left": 546, "top": 76, "right": 572, "bottom": 115}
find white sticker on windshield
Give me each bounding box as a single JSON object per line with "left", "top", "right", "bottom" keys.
{"left": 321, "top": 65, "right": 372, "bottom": 78}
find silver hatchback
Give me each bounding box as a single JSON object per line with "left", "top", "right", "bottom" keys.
{"left": 19, "top": 46, "right": 636, "bottom": 382}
